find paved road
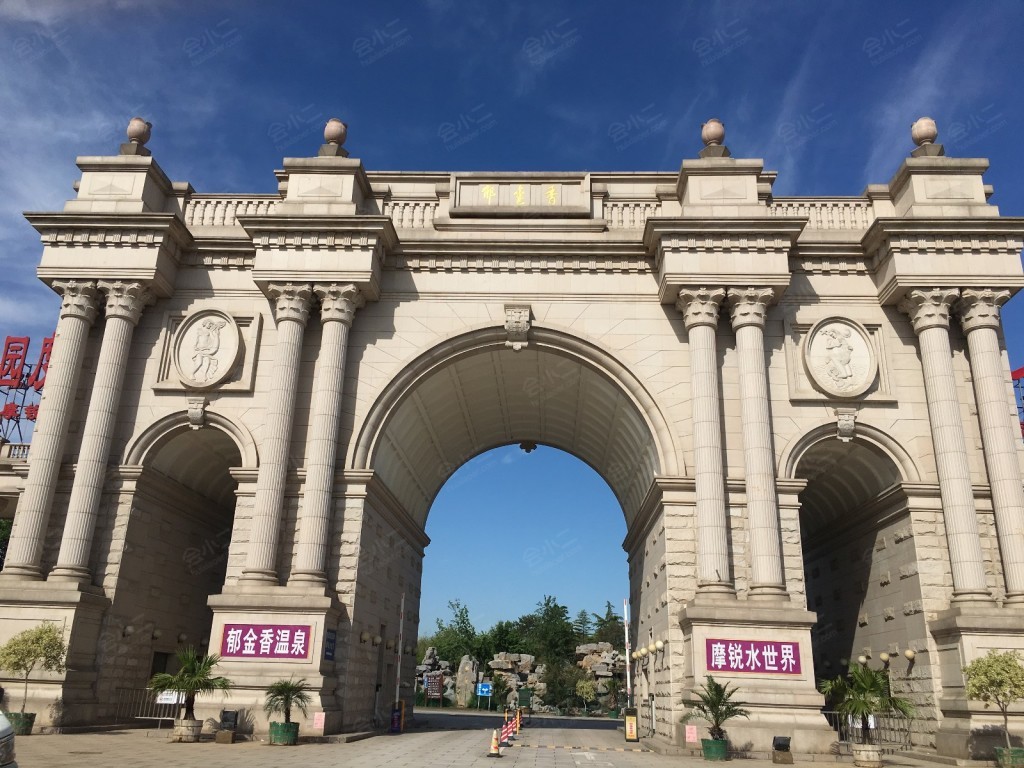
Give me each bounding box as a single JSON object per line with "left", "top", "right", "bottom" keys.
{"left": 14, "top": 713, "right": 949, "bottom": 768}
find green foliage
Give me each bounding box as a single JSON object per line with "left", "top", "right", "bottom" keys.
{"left": 430, "top": 599, "right": 478, "bottom": 665}
{"left": 0, "top": 518, "right": 12, "bottom": 569}
{"left": 543, "top": 659, "right": 585, "bottom": 711}
{"left": 576, "top": 678, "right": 597, "bottom": 711}
{"left": 591, "top": 601, "right": 625, "bottom": 650}
{"left": 818, "top": 664, "right": 914, "bottom": 744}
{"left": 573, "top": 609, "right": 593, "bottom": 641}
{"left": 604, "top": 677, "right": 621, "bottom": 709}
{"left": 532, "top": 595, "right": 576, "bottom": 663}
{"left": 963, "top": 650, "right": 1024, "bottom": 749}
{"left": 148, "top": 646, "right": 232, "bottom": 721}
{"left": 681, "top": 675, "right": 750, "bottom": 741}
{"left": 264, "top": 678, "right": 312, "bottom": 724}
{"left": 492, "top": 674, "right": 511, "bottom": 711}
{"left": 0, "top": 621, "right": 67, "bottom": 713}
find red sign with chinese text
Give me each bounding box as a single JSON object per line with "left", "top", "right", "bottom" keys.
{"left": 221, "top": 624, "right": 311, "bottom": 659}
{"left": 706, "top": 638, "right": 801, "bottom": 675}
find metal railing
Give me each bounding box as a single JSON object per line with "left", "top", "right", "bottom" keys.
{"left": 114, "top": 687, "right": 182, "bottom": 726}
{"left": 821, "top": 710, "right": 914, "bottom": 754}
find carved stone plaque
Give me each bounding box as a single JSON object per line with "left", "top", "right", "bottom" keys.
{"left": 803, "top": 317, "right": 877, "bottom": 398}
{"left": 172, "top": 309, "right": 241, "bottom": 389}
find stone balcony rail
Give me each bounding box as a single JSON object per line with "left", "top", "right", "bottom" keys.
{"left": 183, "top": 195, "right": 279, "bottom": 228}
{"left": 768, "top": 198, "right": 874, "bottom": 230}
{"left": 182, "top": 194, "right": 877, "bottom": 232}
{"left": 0, "top": 442, "right": 30, "bottom": 460}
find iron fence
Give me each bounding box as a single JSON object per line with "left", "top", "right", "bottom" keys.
{"left": 821, "top": 710, "right": 913, "bottom": 754}
{"left": 115, "top": 687, "right": 182, "bottom": 726}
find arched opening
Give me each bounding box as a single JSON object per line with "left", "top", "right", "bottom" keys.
{"left": 102, "top": 424, "right": 242, "bottom": 696}
{"left": 795, "top": 431, "right": 925, "bottom": 705}
{"left": 351, "top": 331, "right": 670, "bottom": 725}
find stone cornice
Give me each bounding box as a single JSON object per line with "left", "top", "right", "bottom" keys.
{"left": 863, "top": 217, "right": 1024, "bottom": 305}
{"left": 623, "top": 476, "right": 696, "bottom": 555}
{"left": 26, "top": 212, "right": 192, "bottom": 298}
{"left": 342, "top": 469, "right": 431, "bottom": 553}
{"left": 236, "top": 214, "right": 399, "bottom": 252}
{"left": 643, "top": 216, "right": 807, "bottom": 255}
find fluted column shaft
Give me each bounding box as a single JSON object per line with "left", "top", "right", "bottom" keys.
{"left": 958, "top": 289, "right": 1024, "bottom": 600}
{"left": 242, "top": 284, "right": 313, "bottom": 583}
{"left": 900, "top": 289, "right": 991, "bottom": 601}
{"left": 728, "top": 288, "right": 787, "bottom": 599}
{"left": 678, "top": 288, "right": 733, "bottom": 594}
{"left": 290, "top": 284, "right": 364, "bottom": 585}
{"left": 51, "top": 282, "right": 151, "bottom": 581}
{"left": 1, "top": 282, "right": 100, "bottom": 579}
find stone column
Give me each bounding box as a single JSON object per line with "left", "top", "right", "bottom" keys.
{"left": 1, "top": 281, "right": 100, "bottom": 579}
{"left": 242, "top": 283, "right": 313, "bottom": 583}
{"left": 899, "top": 289, "right": 991, "bottom": 602}
{"left": 727, "top": 287, "right": 787, "bottom": 600}
{"left": 957, "top": 288, "right": 1024, "bottom": 601}
{"left": 677, "top": 288, "right": 733, "bottom": 594}
{"left": 289, "top": 283, "right": 364, "bottom": 586}
{"left": 50, "top": 282, "right": 151, "bottom": 582}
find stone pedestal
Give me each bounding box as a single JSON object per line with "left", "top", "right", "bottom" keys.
{"left": 930, "top": 604, "right": 1024, "bottom": 759}
{"left": 207, "top": 586, "right": 344, "bottom": 734}
{"left": 678, "top": 601, "right": 836, "bottom": 754}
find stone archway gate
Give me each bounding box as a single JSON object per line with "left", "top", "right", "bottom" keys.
{"left": 0, "top": 119, "right": 1023, "bottom": 758}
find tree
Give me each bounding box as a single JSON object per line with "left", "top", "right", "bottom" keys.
{"left": 0, "top": 621, "right": 66, "bottom": 713}
{"left": 682, "top": 675, "right": 750, "bottom": 741}
{"left": 148, "top": 646, "right": 232, "bottom": 721}
{"left": 431, "top": 599, "right": 477, "bottom": 664}
{"left": 532, "top": 595, "right": 576, "bottom": 663}
{"left": 573, "top": 610, "right": 593, "bottom": 642}
{"left": 0, "top": 518, "right": 11, "bottom": 570}
{"left": 542, "top": 659, "right": 585, "bottom": 711}
{"left": 576, "top": 678, "right": 597, "bottom": 712}
{"left": 818, "top": 664, "right": 914, "bottom": 744}
{"left": 264, "top": 678, "right": 312, "bottom": 724}
{"left": 963, "top": 650, "right": 1024, "bottom": 750}
{"left": 591, "top": 601, "right": 624, "bottom": 649}
{"left": 491, "top": 674, "right": 511, "bottom": 711}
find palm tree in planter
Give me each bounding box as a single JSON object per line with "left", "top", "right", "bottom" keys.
{"left": 263, "top": 678, "right": 312, "bottom": 745}
{"left": 819, "top": 663, "right": 914, "bottom": 768}
{"left": 0, "top": 621, "right": 66, "bottom": 735}
{"left": 148, "top": 646, "right": 232, "bottom": 743}
{"left": 681, "top": 676, "right": 750, "bottom": 761}
{"left": 962, "top": 650, "right": 1024, "bottom": 766}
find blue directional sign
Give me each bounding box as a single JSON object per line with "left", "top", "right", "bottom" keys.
{"left": 477, "top": 682, "right": 493, "bottom": 697}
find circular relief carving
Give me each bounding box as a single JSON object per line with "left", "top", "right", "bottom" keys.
{"left": 173, "top": 310, "right": 241, "bottom": 389}
{"left": 803, "top": 317, "right": 877, "bottom": 398}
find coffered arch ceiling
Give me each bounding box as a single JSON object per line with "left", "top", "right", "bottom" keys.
{"left": 795, "top": 437, "right": 903, "bottom": 538}
{"left": 359, "top": 330, "right": 672, "bottom": 529}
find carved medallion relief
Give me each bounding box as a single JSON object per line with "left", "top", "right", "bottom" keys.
{"left": 803, "top": 317, "right": 877, "bottom": 399}
{"left": 172, "top": 310, "right": 241, "bottom": 389}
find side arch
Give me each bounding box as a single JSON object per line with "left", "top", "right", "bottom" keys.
{"left": 124, "top": 410, "right": 259, "bottom": 469}
{"left": 780, "top": 420, "right": 921, "bottom": 483}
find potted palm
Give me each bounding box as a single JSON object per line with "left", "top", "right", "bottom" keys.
{"left": 0, "top": 621, "right": 67, "bottom": 735}
{"left": 264, "top": 678, "right": 312, "bottom": 745}
{"left": 681, "top": 675, "right": 750, "bottom": 761}
{"left": 962, "top": 650, "right": 1024, "bottom": 766}
{"left": 819, "top": 663, "right": 914, "bottom": 768}
{"left": 148, "top": 646, "right": 232, "bottom": 742}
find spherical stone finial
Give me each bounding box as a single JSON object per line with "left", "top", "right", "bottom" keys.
{"left": 324, "top": 118, "right": 347, "bottom": 146}
{"left": 701, "top": 118, "right": 725, "bottom": 147}
{"left": 911, "top": 116, "right": 938, "bottom": 146}
{"left": 126, "top": 116, "right": 152, "bottom": 146}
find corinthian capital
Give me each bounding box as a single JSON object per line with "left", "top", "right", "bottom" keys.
{"left": 53, "top": 280, "right": 101, "bottom": 324}
{"left": 315, "top": 283, "right": 364, "bottom": 325}
{"left": 676, "top": 287, "right": 727, "bottom": 330}
{"left": 98, "top": 281, "right": 153, "bottom": 325}
{"left": 956, "top": 288, "right": 1011, "bottom": 334}
{"left": 897, "top": 288, "right": 959, "bottom": 335}
{"left": 267, "top": 283, "right": 314, "bottom": 325}
{"left": 726, "top": 287, "right": 775, "bottom": 330}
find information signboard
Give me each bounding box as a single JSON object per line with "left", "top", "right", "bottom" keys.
{"left": 477, "top": 682, "right": 493, "bottom": 697}
{"left": 624, "top": 707, "right": 639, "bottom": 742}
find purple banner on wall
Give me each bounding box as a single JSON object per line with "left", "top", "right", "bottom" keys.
{"left": 706, "top": 639, "right": 801, "bottom": 675}
{"left": 221, "top": 624, "right": 311, "bottom": 659}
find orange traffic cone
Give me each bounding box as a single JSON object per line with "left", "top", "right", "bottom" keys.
{"left": 488, "top": 728, "right": 502, "bottom": 758}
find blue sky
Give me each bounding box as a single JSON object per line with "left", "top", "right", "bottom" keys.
{"left": 1, "top": 1, "right": 1023, "bottom": 629}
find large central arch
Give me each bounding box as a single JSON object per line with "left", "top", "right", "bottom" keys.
{"left": 351, "top": 326, "right": 681, "bottom": 527}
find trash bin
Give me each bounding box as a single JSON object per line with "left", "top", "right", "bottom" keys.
{"left": 517, "top": 687, "right": 533, "bottom": 712}
{"left": 772, "top": 735, "right": 793, "bottom": 764}
{"left": 220, "top": 710, "right": 238, "bottom": 731}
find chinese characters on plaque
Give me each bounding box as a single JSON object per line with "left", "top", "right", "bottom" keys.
{"left": 706, "top": 639, "right": 801, "bottom": 675}
{"left": 221, "top": 624, "right": 311, "bottom": 660}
